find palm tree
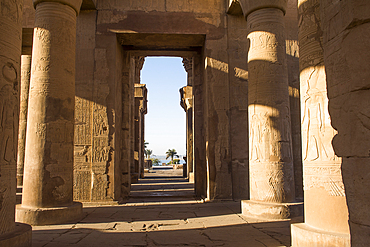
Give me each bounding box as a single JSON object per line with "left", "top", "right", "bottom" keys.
{"left": 151, "top": 158, "right": 160, "bottom": 166}
{"left": 165, "top": 149, "right": 179, "bottom": 164}
{"left": 145, "top": 149, "right": 153, "bottom": 159}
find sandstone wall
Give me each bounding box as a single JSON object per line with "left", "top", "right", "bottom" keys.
{"left": 321, "top": 0, "right": 370, "bottom": 245}
{"left": 75, "top": 9, "right": 124, "bottom": 202}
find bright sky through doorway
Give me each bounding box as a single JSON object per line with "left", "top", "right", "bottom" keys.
{"left": 141, "top": 57, "right": 187, "bottom": 156}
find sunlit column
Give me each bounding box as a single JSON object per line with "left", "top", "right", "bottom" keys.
{"left": 16, "top": 0, "right": 83, "bottom": 225}
{"left": 242, "top": 0, "right": 303, "bottom": 219}
{"left": 17, "top": 55, "right": 32, "bottom": 186}
{"left": 182, "top": 58, "right": 194, "bottom": 181}
{"left": 133, "top": 84, "right": 147, "bottom": 181}
{"left": 291, "top": 0, "right": 350, "bottom": 245}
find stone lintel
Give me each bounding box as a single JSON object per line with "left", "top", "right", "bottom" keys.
{"left": 242, "top": 200, "right": 303, "bottom": 220}
{"left": 239, "top": 0, "right": 287, "bottom": 17}
{"left": 291, "top": 223, "right": 350, "bottom": 247}
{"left": 33, "top": 0, "right": 83, "bottom": 15}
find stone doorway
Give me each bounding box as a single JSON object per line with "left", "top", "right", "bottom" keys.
{"left": 73, "top": 32, "right": 207, "bottom": 204}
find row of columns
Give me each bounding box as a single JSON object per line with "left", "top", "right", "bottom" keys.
{"left": 0, "top": 0, "right": 85, "bottom": 245}
{"left": 233, "top": 0, "right": 350, "bottom": 245}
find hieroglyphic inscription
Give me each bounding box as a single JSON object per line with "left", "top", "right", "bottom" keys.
{"left": 249, "top": 111, "right": 292, "bottom": 163}
{"left": 74, "top": 145, "right": 92, "bottom": 163}
{"left": 92, "top": 103, "right": 108, "bottom": 137}
{"left": 304, "top": 164, "right": 345, "bottom": 197}
{"left": 93, "top": 138, "right": 110, "bottom": 163}
{"left": 75, "top": 97, "right": 92, "bottom": 145}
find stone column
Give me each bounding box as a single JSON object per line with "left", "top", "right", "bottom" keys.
{"left": 17, "top": 55, "right": 32, "bottom": 186}
{"left": 134, "top": 84, "right": 147, "bottom": 181}
{"left": 182, "top": 58, "right": 194, "bottom": 182}
{"left": 193, "top": 54, "right": 207, "bottom": 198}
{"left": 180, "top": 85, "right": 193, "bottom": 181}
{"left": 16, "top": 0, "right": 83, "bottom": 226}
{"left": 0, "top": 0, "right": 32, "bottom": 246}
{"left": 241, "top": 0, "right": 303, "bottom": 219}
{"left": 291, "top": 0, "right": 350, "bottom": 246}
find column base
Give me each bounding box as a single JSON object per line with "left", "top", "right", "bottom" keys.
{"left": 242, "top": 200, "right": 303, "bottom": 220}
{"left": 16, "top": 202, "right": 82, "bottom": 226}
{"left": 0, "top": 223, "right": 32, "bottom": 247}
{"left": 189, "top": 172, "right": 194, "bottom": 183}
{"left": 291, "top": 223, "right": 350, "bottom": 247}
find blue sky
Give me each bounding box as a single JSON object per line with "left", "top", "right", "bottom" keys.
{"left": 141, "top": 57, "right": 187, "bottom": 156}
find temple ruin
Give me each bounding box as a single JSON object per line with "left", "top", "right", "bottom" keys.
{"left": 0, "top": 0, "right": 369, "bottom": 246}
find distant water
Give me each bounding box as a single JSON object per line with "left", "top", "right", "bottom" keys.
{"left": 159, "top": 159, "right": 185, "bottom": 165}
{"left": 150, "top": 156, "right": 186, "bottom": 166}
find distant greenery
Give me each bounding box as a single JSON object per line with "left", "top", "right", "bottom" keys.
{"left": 151, "top": 158, "right": 160, "bottom": 166}
{"left": 145, "top": 149, "right": 152, "bottom": 159}
{"left": 172, "top": 159, "right": 180, "bottom": 164}
{"left": 144, "top": 141, "right": 152, "bottom": 159}
{"left": 165, "top": 149, "right": 179, "bottom": 163}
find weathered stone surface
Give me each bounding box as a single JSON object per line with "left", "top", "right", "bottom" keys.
{"left": 180, "top": 84, "right": 193, "bottom": 179}
{"left": 14, "top": 0, "right": 370, "bottom": 244}
{"left": 243, "top": 3, "right": 302, "bottom": 219}
{"left": 291, "top": 1, "right": 350, "bottom": 246}
{"left": 17, "top": 55, "right": 31, "bottom": 186}
{"left": 227, "top": 12, "right": 249, "bottom": 200}
{"left": 0, "top": 0, "right": 32, "bottom": 245}
{"left": 134, "top": 84, "right": 147, "bottom": 182}
{"left": 17, "top": 0, "right": 82, "bottom": 225}
{"left": 320, "top": 0, "right": 370, "bottom": 245}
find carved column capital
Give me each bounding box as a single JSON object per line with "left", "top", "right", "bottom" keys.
{"left": 182, "top": 57, "right": 193, "bottom": 73}
{"left": 240, "top": 0, "right": 287, "bottom": 17}
{"left": 33, "top": 0, "right": 83, "bottom": 15}
{"left": 135, "top": 56, "right": 145, "bottom": 71}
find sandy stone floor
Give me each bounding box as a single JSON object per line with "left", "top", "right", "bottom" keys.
{"left": 31, "top": 167, "right": 293, "bottom": 246}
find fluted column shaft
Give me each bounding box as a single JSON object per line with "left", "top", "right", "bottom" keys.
{"left": 17, "top": 55, "right": 32, "bottom": 186}
{"left": 17, "top": 0, "right": 82, "bottom": 226}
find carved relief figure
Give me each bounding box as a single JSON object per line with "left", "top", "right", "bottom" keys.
{"left": 0, "top": 62, "right": 19, "bottom": 163}
{"left": 250, "top": 113, "right": 262, "bottom": 161}
{"left": 302, "top": 67, "right": 334, "bottom": 161}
